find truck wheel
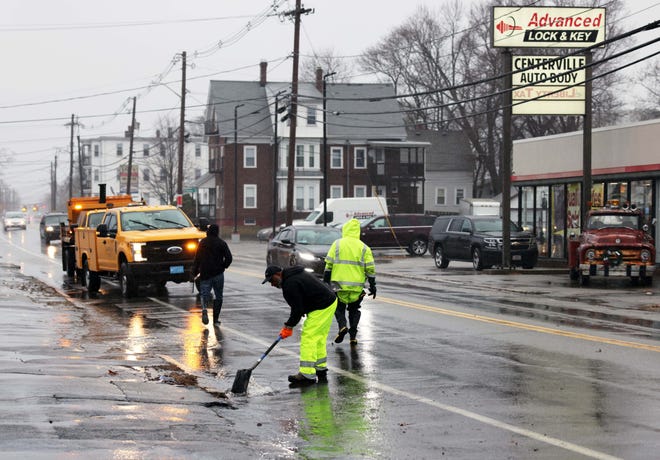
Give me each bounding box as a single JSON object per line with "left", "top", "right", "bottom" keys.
{"left": 642, "top": 276, "right": 653, "bottom": 286}
{"left": 579, "top": 272, "right": 590, "bottom": 286}
{"left": 119, "top": 262, "right": 138, "bottom": 298}
{"left": 569, "top": 268, "right": 579, "bottom": 281}
{"left": 433, "top": 245, "right": 449, "bottom": 269}
{"left": 407, "top": 238, "right": 427, "bottom": 256}
{"left": 472, "top": 247, "right": 484, "bottom": 271}
{"left": 83, "top": 260, "right": 100, "bottom": 292}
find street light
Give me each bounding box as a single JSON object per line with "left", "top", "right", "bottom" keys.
{"left": 233, "top": 103, "right": 244, "bottom": 239}
{"left": 322, "top": 71, "right": 336, "bottom": 226}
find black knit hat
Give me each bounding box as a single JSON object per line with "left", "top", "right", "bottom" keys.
{"left": 207, "top": 224, "right": 219, "bottom": 236}
{"left": 262, "top": 265, "right": 282, "bottom": 284}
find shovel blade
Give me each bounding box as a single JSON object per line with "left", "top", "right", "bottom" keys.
{"left": 231, "top": 368, "right": 252, "bottom": 394}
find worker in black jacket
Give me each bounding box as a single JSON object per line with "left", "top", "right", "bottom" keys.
{"left": 192, "top": 224, "right": 232, "bottom": 325}
{"left": 263, "top": 265, "right": 337, "bottom": 386}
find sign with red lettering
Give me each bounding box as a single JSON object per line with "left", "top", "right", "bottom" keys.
{"left": 512, "top": 55, "right": 586, "bottom": 115}
{"left": 493, "top": 6, "right": 606, "bottom": 48}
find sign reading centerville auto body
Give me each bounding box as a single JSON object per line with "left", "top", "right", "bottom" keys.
{"left": 492, "top": 6, "right": 606, "bottom": 48}
{"left": 512, "top": 55, "right": 586, "bottom": 115}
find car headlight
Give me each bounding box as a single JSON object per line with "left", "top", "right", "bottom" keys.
{"left": 585, "top": 249, "right": 596, "bottom": 260}
{"left": 298, "top": 252, "right": 316, "bottom": 261}
{"left": 46, "top": 225, "right": 54, "bottom": 232}
{"left": 130, "top": 242, "right": 147, "bottom": 262}
{"left": 641, "top": 249, "right": 651, "bottom": 262}
{"left": 483, "top": 237, "right": 499, "bottom": 249}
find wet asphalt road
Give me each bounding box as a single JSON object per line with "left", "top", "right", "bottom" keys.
{"left": 0, "top": 225, "right": 659, "bottom": 459}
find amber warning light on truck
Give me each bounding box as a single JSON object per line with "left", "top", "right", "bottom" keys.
{"left": 492, "top": 7, "right": 606, "bottom": 48}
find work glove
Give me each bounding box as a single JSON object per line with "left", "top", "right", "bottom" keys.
{"left": 322, "top": 270, "right": 331, "bottom": 285}
{"left": 279, "top": 326, "right": 293, "bottom": 339}
{"left": 368, "top": 278, "right": 377, "bottom": 299}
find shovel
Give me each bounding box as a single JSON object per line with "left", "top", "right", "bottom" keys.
{"left": 231, "top": 335, "right": 282, "bottom": 394}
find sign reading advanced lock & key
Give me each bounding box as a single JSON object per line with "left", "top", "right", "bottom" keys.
{"left": 492, "top": 6, "right": 606, "bottom": 48}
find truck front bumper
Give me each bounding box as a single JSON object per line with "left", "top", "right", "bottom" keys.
{"left": 127, "top": 261, "right": 194, "bottom": 284}
{"left": 579, "top": 263, "right": 655, "bottom": 278}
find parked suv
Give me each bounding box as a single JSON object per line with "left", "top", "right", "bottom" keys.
{"left": 359, "top": 214, "right": 437, "bottom": 256}
{"left": 429, "top": 215, "right": 538, "bottom": 270}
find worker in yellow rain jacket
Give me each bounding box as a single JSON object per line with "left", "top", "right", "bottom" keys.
{"left": 324, "top": 218, "right": 376, "bottom": 346}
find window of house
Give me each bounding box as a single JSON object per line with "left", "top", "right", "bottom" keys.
{"left": 354, "top": 185, "right": 367, "bottom": 197}
{"left": 455, "top": 188, "right": 465, "bottom": 205}
{"left": 244, "top": 145, "right": 257, "bottom": 168}
{"left": 195, "top": 169, "right": 201, "bottom": 179}
{"left": 160, "top": 144, "right": 166, "bottom": 156}
{"left": 375, "top": 148, "right": 385, "bottom": 175}
{"left": 244, "top": 184, "right": 256, "bottom": 208}
{"left": 195, "top": 144, "right": 201, "bottom": 157}
{"left": 93, "top": 145, "right": 99, "bottom": 157}
{"left": 143, "top": 170, "right": 150, "bottom": 181}
{"left": 143, "top": 144, "right": 149, "bottom": 156}
{"left": 435, "top": 188, "right": 446, "bottom": 205}
{"left": 160, "top": 168, "right": 166, "bottom": 181}
{"left": 296, "top": 145, "right": 305, "bottom": 168}
{"left": 331, "top": 147, "right": 343, "bottom": 168}
{"left": 330, "top": 186, "right": 343, "bottom": 198}
{"left": 354, "top": 147, "right": 367, "bottom": 168}
{"left": 308, "top": 145, "right": 315, "bottom": 168}
{"left": 295, "top": 186, "right": 305, "bottom": 211}
{"left": 308, "top": 186, "right": 315, "bottom": 210}
{"left": 307, "top": 106, "right": 317, "bottom": 125}
{"left": 93, "top": 169, "right": 99, "bottom": 181}
{"left": 116, "top": 143, "right": 123, "bottom": 156}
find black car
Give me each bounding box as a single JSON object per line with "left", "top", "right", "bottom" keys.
{"left": 429, "top": 215, "right": 538, "bottom": 270}
{"left": 39, "top": 212, "right": 68, "bottom": 244}
{"left": 359, "top": 214, "right": 436, "bottom": 256}
{"left": 266, "top": 225, "right": 342, "bottom": 276}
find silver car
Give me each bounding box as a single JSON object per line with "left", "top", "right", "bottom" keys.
{"left": 3, "top": 211, "right": 27, "bottom": 231}
{"left": 266, "top": 225, "right": 342, "bottom": 276}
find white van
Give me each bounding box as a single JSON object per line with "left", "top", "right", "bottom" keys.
{"left": 294, "top": 197, "right": 388, "bottom": 226}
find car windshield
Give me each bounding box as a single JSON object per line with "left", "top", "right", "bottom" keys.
{"left": 473, "top": 218, "right": 521, "bottom": 233}
{"left": 45, "top": 215, "right": 66, "bottom": 225}
{"left": 295, "top": 228, "right": 341, "bottom": 245}
{"left": 120, "top": 209, "right": 192, "bottom": 231}
{"left": 6, "top": 212, "right": 25, "bottom": 218}
{"left": 588, "top": 214, "right": 638, "bottom": 229}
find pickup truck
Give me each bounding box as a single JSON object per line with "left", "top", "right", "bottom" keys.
{"left": 568, "top": 206, "right": 655, "bottom": 286}
{"left": 76, "top": 204, "right": 206, "bottom": 296}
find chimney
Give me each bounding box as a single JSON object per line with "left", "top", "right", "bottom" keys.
{"left": 315, "top": 67, "right": 323, "bottom": 92}
{"left": 260, "top": 61, "right": 268, "bottom": 86}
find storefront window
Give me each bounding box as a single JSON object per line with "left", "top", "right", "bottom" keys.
{"left": 551, "top": 184, "right": 565, "bottom": 258}
{"left": 607, "top": 182, "right": 628, "bottom": 207}
{"left": 567, "top": 183, "right": 581, "bottom": 236}
{"left": 591, "top": 183, "right": 604, "bottom": 208}
{"left": 520, "top": 186, "right": 535, "bottom": 232}
{"left": 631, "top": 180, "right": 653, "bottom": 225}
{"left": 536, "top": 187, "right": 549, "bottom": 257}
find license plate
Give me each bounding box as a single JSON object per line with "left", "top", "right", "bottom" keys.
{"left": 170, "top": 265, "right": 184, "bottom": 274}
{"left": 512, "top": 255, "right": 522, "bottom": 261}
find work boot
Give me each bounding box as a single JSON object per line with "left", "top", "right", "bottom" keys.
{"left": 288, "top": 372, "right": 315, "bottom": 387}
{"left": 316, "top": 369, "right": 328, "bottom": 383}
{"left": 201, "top": 308, "right": 209, "bottom": 325}
{"left": 334, "top": 326, "right": 348, "bottom": 344}
{"left": 213, "top": 299, "right": 222, "bottom": 324}
{"left": 350, "top": 338, "right": 358, "bottom": 346}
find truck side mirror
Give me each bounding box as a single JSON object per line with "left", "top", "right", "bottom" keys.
{"left": 97, "top": 224, "right": 108, "bottom": 238}
{"left": 325, "top": 211, "right": 333, "bottom": 222}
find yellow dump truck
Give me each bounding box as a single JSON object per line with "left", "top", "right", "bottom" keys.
{"left": 61, "top": 185, "right": 133, "bottom": 277}
{"left": 75, "top": 204, "right": 206, "bottom": 296}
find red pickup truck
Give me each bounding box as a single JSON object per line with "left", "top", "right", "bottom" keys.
{"left": 568, "top": 206, "right": 655, "bottom": 286}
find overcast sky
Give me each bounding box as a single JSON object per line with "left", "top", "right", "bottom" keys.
{"left": 1, "top": 0, "right": 658, "bottom": 206}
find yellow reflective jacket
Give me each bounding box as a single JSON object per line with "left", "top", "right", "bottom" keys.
{"left": 324, "top": 218, "right": 376, "bottom": 304}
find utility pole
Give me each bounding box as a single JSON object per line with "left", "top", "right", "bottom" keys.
{"left": 67, "top": 114, "right": 77, "bottom": 200}
{"left": 284, "top": 0, "right": 313, "bottom": 225}
{"left": 176, "top": 51, "right": 187, "bottom": 205}
{"left": 127, "top": 96, "right": 137, "bottom": 195}
{"left": 77, "top": 135, "right": 83, "bottom": 196}
{"left": 322, "top": 71, "right": 336, "bottom": 226}
{"left": 272, "top": 91, "right": 287, "bottom": 235}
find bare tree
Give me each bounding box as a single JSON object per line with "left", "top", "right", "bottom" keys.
{"left": 359, "top": 0, "right": 630, "bottom": 197}
{"left": 631, "top": 60, "right": 660, "bottom": 120}
{"left": 300, "top": 47, "right": 354, "bottom": 82}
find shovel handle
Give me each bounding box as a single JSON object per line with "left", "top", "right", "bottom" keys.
{"left": 251, "top": 335, "right": 283, "bottom": 370}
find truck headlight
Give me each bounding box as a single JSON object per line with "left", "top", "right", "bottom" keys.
{"left": 641, "top": 249, "right": 651, "bottom": 262}
{"left": 130, "top": 242, "right": 147, "bottom": 262}
{"left": 585, "top": 249, "right": 596, "bottom": 260}
{"left": 46, "top": 225, "right": 55, "bottom": 232}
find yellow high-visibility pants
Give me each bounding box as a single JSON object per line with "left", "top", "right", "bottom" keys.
{"left": 299, "top": 299, "right": 338, "bottom": 379}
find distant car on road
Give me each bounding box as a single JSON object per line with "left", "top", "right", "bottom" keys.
{"left": 266, "top": 225, "right": 342, "bottom": 276}
{"left": 359, "top": 214, "right": 437, "bottom": 256}
{"left": 3, "top": 211, "right": 27, "bottom": 231}
{"left": 257, "top": 227, "right": 276, "bottom": 242}
{"left": 429, "top": 215, "right": 538, "bottom": 270}
{"left": 39, "top": 212, "right": 68, "bottom": 244}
